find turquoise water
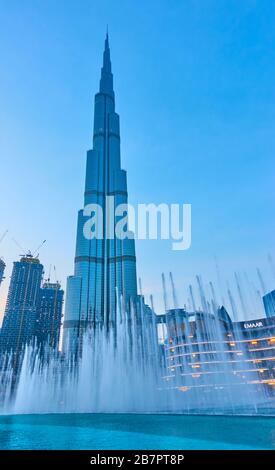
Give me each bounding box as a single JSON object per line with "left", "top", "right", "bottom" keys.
{"left": 0, "top": 414, "right": 274, "bottom": 450}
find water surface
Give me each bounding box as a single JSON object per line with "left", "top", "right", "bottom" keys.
{"left": 0, "top": 413, "right": 274, "bottom": 450}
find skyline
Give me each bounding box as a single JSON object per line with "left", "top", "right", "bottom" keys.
{"left": 1, "top": 0, "right": 275, "bottom": 319}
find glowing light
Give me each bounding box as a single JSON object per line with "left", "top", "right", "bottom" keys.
{"left": 167, "top": 336, "right": 275, "bottom": 350}
{"left": 179, "top": 386, "right": 189, "bottom": 392}
{"left": 191, "top": 364, "right": 201, "bottom": 369}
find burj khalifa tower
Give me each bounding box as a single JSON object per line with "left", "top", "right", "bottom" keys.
{"left": 63, "top": 34, "right": 138, "bottom": 351}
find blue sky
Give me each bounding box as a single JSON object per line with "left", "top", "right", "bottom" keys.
{"left": 0, "top": 0, "right": 274, "bottom": 318}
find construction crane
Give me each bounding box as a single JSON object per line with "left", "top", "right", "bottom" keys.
{"left": 32, "top": 239, "right": 46, "bottom": 258}
{"left": 0, "top": 230, "right": 8, "bottom": 264}
{"left": 0, "top": 229, "right": 8, "bottom": 245}
{"left": 53, "top": 265, "right": 59, "bottom": 284}
{"left": 11, "top": 237, "right": 46, "bottom": 259}
{"left": 11, "top": 237, "right": 26, "bottom": 254}
{"left": 45, "top": 264, "right": 52, "bottom": 283}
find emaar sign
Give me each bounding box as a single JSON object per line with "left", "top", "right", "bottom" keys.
{"left": 243, "top": 321, "right": 263, "bottom": 329}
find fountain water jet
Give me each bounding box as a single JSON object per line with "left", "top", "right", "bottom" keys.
{"left": 0, "top": 271, "right": 274, "bottom": 415}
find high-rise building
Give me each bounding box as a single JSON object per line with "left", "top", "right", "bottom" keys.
{"left": 35, "top": 282, "right": 64, "bottom": 351}
{"left": 263, "top": 290, "right": 275, "bottom": 318}
{"left": 0, "top": 259, "right": 5, "bottom": 286}
{"left": 63, "top": 34, "right": 137, "bottom": 351}
{"left": 0, "top": 254, "right": 43, "bottom": 355}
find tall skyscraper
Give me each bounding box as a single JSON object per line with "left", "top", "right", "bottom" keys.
{"left": 63, "top": 34, "right": 137, "bottom": 351}
{"left": 35, "top": 282, "right": 64, "bottom": 351}
{"left": 0, "top": 259, "right": 5, "bottom": 286}
{"left": 0, "top": 254, "right": 43, "bottom": 356}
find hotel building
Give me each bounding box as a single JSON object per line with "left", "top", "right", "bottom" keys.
{"left": 163, "top": 307, "right": 275, "bottom": 396}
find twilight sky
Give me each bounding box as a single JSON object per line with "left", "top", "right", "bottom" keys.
{"left": 0, "top": 0, "right": 274, "bottom": 320}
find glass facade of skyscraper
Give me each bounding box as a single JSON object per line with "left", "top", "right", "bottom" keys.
{"left": 35, "top": 282, "right": 64, "bottom": 351}
{"left": 0, "top": 259, "right": 5, "bottom": 286}
{"left": 0, "top": 255, "right": 43, "bottom": 355}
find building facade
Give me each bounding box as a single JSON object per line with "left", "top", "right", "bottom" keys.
{"left": 0, "top": 254, "right": 43, "bottom": 356}
{"left": 63, "top": 34, "right": 137, "bottom": 352}
{"left": 35, "top": 282, "right": 64, "bottom": 351}
{"left": 163, "top": 308, "right": 275, "bottom": 397}
{"left": 263, "top": 290, "right": 275, "bottom": 318}
{"left": 232, "top": 316, "right": 275, "bottom": 390}
{"left": 0, "top": 259, "right": 5, "bottom": 286}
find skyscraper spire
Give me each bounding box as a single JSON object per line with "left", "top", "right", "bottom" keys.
{"left": 100, "top": 31, "right": 114, "bottom": 98}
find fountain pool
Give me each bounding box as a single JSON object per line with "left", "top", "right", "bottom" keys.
{"left": 0, "top": 413, "right": 274, "bottom": 449}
